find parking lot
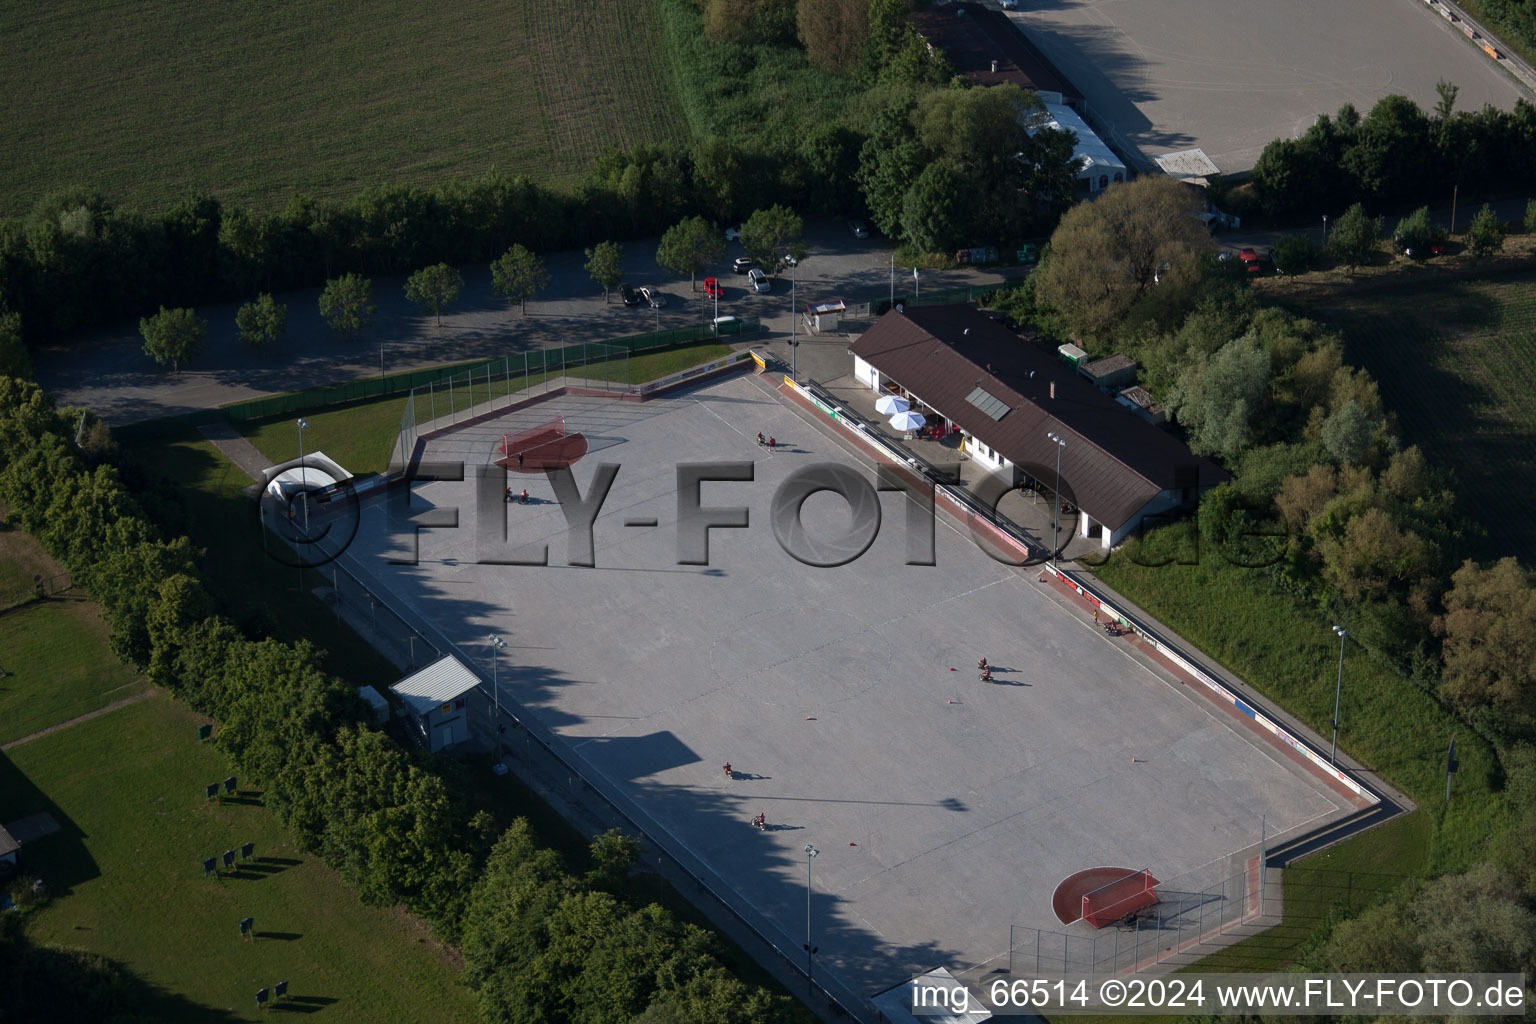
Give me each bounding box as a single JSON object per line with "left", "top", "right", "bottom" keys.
{"left": 340, "top": 375, "right": 1356, "bottom": 1003}
{"left": 1012, "top": 0, "right": 1528, "bottom": 172}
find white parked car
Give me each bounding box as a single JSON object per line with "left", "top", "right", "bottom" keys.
{"left": 1000, "top": 0, "right": 1019, "bottom": 9}
{"left": 747, "top": 267, "right": 770, "bottom": 293}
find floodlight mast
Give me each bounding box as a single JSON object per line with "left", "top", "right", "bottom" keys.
{"left": 1331, "top": 626, "right": 1347, "bottom": 764}
{"left": 803, "top": 844, "right": 819, "bottom": 994}
{"left": 296, "top": 418, "right": 311, "bottom": 531}
{"left": 488, "top": 635, "right": 507, "bottom": 770}
{"left": 1047, "top": 432, "right": 1067, "bottom": 568}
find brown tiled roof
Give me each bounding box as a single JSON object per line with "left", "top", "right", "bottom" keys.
{"left": 909, "top": 3, "right": 1081, "bottom": 102}
{"left": 850, "top": 306, "right": 1226, "bottom": 530}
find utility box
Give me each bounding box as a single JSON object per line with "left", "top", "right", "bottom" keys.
{"left": 1057, "top": 343, "right": 1088, "bottom": 366}
{"left": 803, "top": 300, "right": 846, "bottom": 334}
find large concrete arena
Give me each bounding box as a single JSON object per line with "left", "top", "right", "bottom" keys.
{"left": 341, "top": 375, "right": 1357, "bottom": 1001}
{"left": 1011, "top": 0, "right": 1529, "bottom": 173}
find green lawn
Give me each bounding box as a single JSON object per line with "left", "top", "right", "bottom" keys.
{"left": 1274, "top": 267, "right": 1536, "bottom": 563}
{"left": 234, "top": 342, "right": 735, "bottom": 475}
{"left": 0, "top": 517, "right": 62, "bottom": 609}
{"left": 3, "top": 693, "right": 475, "bottom": 1023}
{"left": 0, "top": 597, "right": 148, "bottom": 746}
{"left": 0, "top": 0, "right": 689, "bottom": 217}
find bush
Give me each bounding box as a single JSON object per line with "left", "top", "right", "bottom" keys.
{"left": 1272, "top": 233, "right": 1321, "bottom": 275}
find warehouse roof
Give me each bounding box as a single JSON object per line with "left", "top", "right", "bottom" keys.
{"left": 850, "top": 306, "right": 1225, "bottom": 530}
{"left": 910, "top": 2, "right": 1082, "bottom": 103}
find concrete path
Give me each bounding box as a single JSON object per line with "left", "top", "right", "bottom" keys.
{"left": 1, "top": 688, "right": 159, "bottom": 751}
{"left": 196, "top": 421, "right": 272, "bottom": 486}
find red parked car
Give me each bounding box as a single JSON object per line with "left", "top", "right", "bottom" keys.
{"left": 703, "top": 277, "right": 723, "bottom": 298}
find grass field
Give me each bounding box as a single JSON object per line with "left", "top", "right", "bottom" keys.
{"left": 0, "top": 597, "right": 149, "bottom": 747}
{"left": 0, "top": 516, "right": 66, "bottom": 609}
{"left": 0, "top": 525, "right": 148, "bottom": 746}
{"left": 0, "top": 0, "right": 689, "bottom": 217}
{"left": 3, "top": 693, "right": 475, "bottom": 1023}
{"left": 234, "top": 341, "right": 735, "bottom": 475}
{"left": 1268, "top": 265, "right": 1536, "bottom": 564}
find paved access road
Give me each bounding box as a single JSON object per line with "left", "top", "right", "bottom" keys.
{"left": 32, "top": 221, "right": 1023, "bottom": 426}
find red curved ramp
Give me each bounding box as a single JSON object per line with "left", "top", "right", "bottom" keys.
{"left": 1052, "top": 867, "right": 1160, "bottom": 926}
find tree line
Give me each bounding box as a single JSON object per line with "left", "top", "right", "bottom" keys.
{"left": 0, "top": 376, "right": 797, "bottom": 1024}
{"left": 1003, "top": 177, "right": 1536, "bottom": 977}
{"left": 1248, "top": 87, "right": 1536, "bottom": 220}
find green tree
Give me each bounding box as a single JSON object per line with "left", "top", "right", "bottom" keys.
{"left": 1271, "top": 233, "right": 1320, "bottom": 275}
{"left": 1392, "top": 205, "right": 1432, "bottom": 256}
{"left": 1466, "top": 203, "right": 1505, "bottom": 256}
{"left": 796, "top": 0, "right": 869, "bottom": 72}
{"left": 138, "top": 306, "right": 207, "bottom": 373}
{"left": 1324, "top": 898, "right": 1422, "bottom": 971}
{"left": 1326, "top": 202, "right": 1382, "bottom": 272}
{"left": 1034, "top": 176, "right": 1209, "bottom": 336}
{"left": 584, "top": 241, "right": 625, "bottom": 302}
{"left": 490, "top": 244, "right": 549, "bottom": 316}
{"left": 1320, "top": 400, "right": 1378, "bottom": 463}
{"left": 1167, "top": 335, "right": 1271, "bottom": 462}
{"left": 656, "top": 217, "right": 726, "bottom": 292}
{"left": 0, "top": 310, "right": 31, "bottom": 380}
{"left": 1436, "top": 557, "right": 1536, "bottom": 740}
{"left": 1411, "top": 863, "right": 1536, "bottom": 974}
{"left": 586, "top": 828, "right": 641, "bottom": 891}
{"left": 404, "top": 262, "right": 464, "bottom": 326}
{"left": 1524, "top": 197, "right": 1536, "bottom": 234}
{"left": 900, "top": 162, "right": 970, "bottom": 253}
{"left": 1434, "top": 78, "right": 1459, "bottom": 120}
{"left": 234, "top": 293, "right": 287, "bottom": 348}
{"left": 317, "top": 272, "right": 376, "bottom": 339}
{"left": 1315, "top": 507, "right": 1431, "bottom": 604}
{"left": 739, "top": 205, "right": 805, "bottom": 275}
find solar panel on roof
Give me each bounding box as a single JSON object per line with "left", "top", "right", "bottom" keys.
{"left": 965, "top": 386, "right": 1010, "bottom": 421}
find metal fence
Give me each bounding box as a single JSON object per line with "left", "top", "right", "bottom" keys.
{"left": 873, "top": 284, "right": 1001, "bottom": 316}
{"left": 315, "top": 557, "right": 441, "bottom": 674}
{"left": 1006, "top": 842, "right": 1270, "bottom": 978}
{"left": 0, "top": 571, "right": 73, "bottom": 615}
{"left": 118, "top": 319, "right": 758, "bottom": 443}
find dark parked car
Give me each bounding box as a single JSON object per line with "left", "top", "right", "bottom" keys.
{"left": 732, "top": 257, "right": 755, "bottom": 274}
{"left": 620, "top": 283, "right": 641, "bottom": 306}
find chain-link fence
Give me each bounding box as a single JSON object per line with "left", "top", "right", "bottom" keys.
{"left": 1006, "top": 842, "right": 1270, "bottom": 978}
{"left": 118, "top": 320, "right": 758, "bottom": 442}
{"left": 0, "top": 571, "right": 73, "bottom": 615}
{"left": 314, "top": 559, "right": 441, "bottom": 674}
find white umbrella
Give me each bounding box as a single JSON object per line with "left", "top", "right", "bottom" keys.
{"left": 875, "top": 394, "right": 910, "bottom": 415}
{"left": 889, "top": 410, "right": 927, "bottom": 431}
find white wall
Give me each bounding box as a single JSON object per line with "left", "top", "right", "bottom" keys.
{"left": 854, "top": 356, "right": 880, "bottom": 392}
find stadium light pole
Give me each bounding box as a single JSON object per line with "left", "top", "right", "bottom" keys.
{"left": 1331, "top": 626, "right": 1347, "bottom": 765}
{"left": 488, "top": 634, "right": 507, "bottom": 769}
{"left": 790, "top": 258, "right": 798, "bottom": 381}
{"left": 1047, "top": 431, "right": 1067, "bottom": 569}
{"left": 296, "top": 418, "right": 310, "bottom": 532}
{"left": 803, "top": 844, "right": 819, "bottom": 996}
